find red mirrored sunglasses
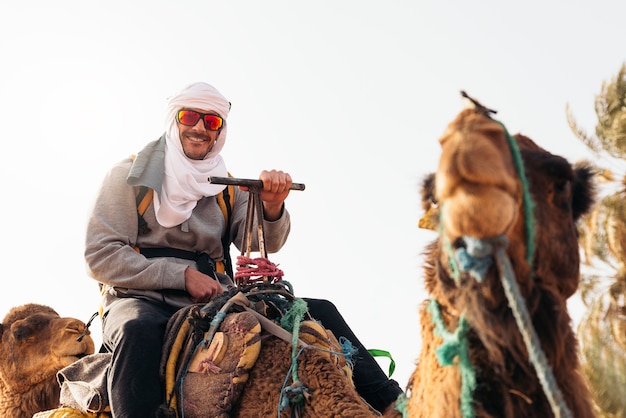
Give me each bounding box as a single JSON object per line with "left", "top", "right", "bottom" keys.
{"left": 176, "top": 109, "right": 224, "bottom": 131}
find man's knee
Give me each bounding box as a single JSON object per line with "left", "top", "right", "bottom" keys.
{"left": 304, "top": 298, "right": 339, "bottom": 318}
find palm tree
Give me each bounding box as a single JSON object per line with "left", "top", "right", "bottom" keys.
{"left": 567, "top": 64, "right": 626, "bottom": 159}
{"left": 578, "top": 282, "right": 626, "bottom": 418}
{"left": 567, "top": 63, "right": 626, "bottom": 418}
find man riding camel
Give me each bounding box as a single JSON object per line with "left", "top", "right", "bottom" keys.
{"left": 85, "top": 81, "right": 403, "bottom": 417}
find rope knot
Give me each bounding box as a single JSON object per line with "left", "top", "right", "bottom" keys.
{"left": 234, "top": 255, "right": 284, "bottom": 286}
{"left": 428, "top": 299, "right": 477, "bottom": 418}
{"left": 454, "top": 235, "right": 509, "bottom": 282}
{"left": 339, "top": 336, "right": 358, "bottom": 368}
{"left": 279, "top": 381, "right": 310, "bottom": 411}
{"left": 432, "top": 309, "right": 471, "bottom": 367}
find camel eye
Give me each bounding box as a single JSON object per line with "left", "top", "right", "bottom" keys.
{"left": 554, "top": 180, "right": 570, "bottom": 194}
{"left": 551, "top": 180, "right": 573, "bottom": 210}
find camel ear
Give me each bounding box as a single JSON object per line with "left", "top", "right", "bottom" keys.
{"left": 572, "top": 162, "right": 596, "bottom": 222}
{"left": 10, "top": 318, "right": 36, "bottom": 340}
{"left": 419, "top": 173, "right": 439, "bottom": 231}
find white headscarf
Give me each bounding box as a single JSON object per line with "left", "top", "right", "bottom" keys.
{"left": 154, "top": 82, "right": 230, "bottom": 227}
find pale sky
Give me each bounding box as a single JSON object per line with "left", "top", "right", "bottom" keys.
{"left": 1, "top": 0, "right": 624, "bottom": 390}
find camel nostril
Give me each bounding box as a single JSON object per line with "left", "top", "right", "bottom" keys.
{"left": 452, "top": 237, "right": 466, "bottom": 250}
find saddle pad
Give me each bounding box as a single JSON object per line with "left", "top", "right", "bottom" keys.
{"left": 179, "top": 311, "right": 262, "bottom": 418}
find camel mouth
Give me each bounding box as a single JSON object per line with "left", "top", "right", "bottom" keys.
{"left": 56, "top": 335, "right": 96, "bottom": 364}
{"left": 60, "top": 349, "right": 93, "bottom": 365}
{"left": 440, "top": 185, "right": 518, "bottom": 241}
{"left": 60, "top": 355, "right": 83, "bottom": 366}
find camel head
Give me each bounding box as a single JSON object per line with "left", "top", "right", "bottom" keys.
{"left": 436, "top": 106, "right": 520, "bottom": 240}
{"left": 0, "top": 303, "right": 95, "bottom": 395}
{"left": 420, "top": 95, "right": 596, "bottom": 366}
{"left": 407, "top": 94, "right": 600, "bottom": 418}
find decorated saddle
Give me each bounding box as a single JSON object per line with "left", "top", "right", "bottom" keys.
{"left": 35, "top": 282, "right": 356, "bottom": 418}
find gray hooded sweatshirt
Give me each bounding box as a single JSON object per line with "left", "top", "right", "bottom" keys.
{"left": 84, "top": 136, "right": 291, "bottom": 313}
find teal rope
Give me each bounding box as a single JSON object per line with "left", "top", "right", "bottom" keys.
{"left": 454, "top": 236, "right": 496, "bottom": 282}
{"left": 278, "top": 298, "right": 309, "bottom": 411}
{"left": 444, "top": 231, "right": 462, "bottom": 282}
{"left": 495, "top": 120, "right": 572, "bottom": 417}
{"left": 428, "top": 299, "right": 477, "bottom": 418}
{"left": 340, "top": 336, "right": 359, "bottom": 368}
{"left": 393, "top": 392, "right": 409, "bottom": 418}
{"left": 495, "top": 120, "right": 536, "bottom": 264}
{"left": 278, "top": 345, "right": 309, "bottom": 415}
{"left": 276, "top": 334, "right": 360, "bottom": 417}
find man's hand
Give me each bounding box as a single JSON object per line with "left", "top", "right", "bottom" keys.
{"left": 184, "top": 267, "right": 224, "bottom": 303}
{"left": 240, "top": 169, "right": 292, "bottom": 221}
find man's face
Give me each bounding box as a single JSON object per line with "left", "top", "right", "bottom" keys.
{"left": 176, "top": 108, "right": 222, "bottom": 160}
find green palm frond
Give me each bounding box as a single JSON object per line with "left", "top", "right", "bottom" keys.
{"left": 568, "top": 63, "right": 626, "bottom": 160}
{"left": 579, "top": 273, "right": 610, "bottom": 307}
{"left": 566, "top": 103, "right": 604, "bottom": 154}
{"left": 579, "top": 194, "right": 622, "bottom": 267}
{"left": 568, "top": 63, "right": 626, "bottom": 418}
{"left": 594, "top": 65, "right": 626, "bottom": 159}
{"left": 578, "top": 286, "right": 626, "bottom": 417}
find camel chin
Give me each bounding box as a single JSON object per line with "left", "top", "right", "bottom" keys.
{"left": 441, "top": 186, "right": 517, "bottom": 240}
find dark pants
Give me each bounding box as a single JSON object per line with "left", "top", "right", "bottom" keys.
{"left": 101, "top": 298, "right": 178, "bottom": 418}
{"left": 304, "top": 298, "right": 404, "bottom": 412}
{"left": 101, "top": 297, "right": 403, "bottom": 417}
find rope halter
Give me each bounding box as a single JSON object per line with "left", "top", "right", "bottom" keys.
{"left": 435, "top": 100, "right": 573, "bottom": 418}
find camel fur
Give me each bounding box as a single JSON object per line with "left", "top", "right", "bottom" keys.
{"left": 233, "top": 324, "right": 392, "bottom": 417}
{"left": 0, "top": 303, "right": 95, "bottom": 418}
{"left": 407, "top": 100, "right": 597, "bottom": 417}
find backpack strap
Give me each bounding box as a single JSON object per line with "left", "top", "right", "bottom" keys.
{"left": 135, "top": 186, "right": 153, "bottom": 235}
{"left": 132, "top": 157, "right": 235, "bottom": 277}
{"left": 215, "top": 173, "right": 235, "bottom": 278}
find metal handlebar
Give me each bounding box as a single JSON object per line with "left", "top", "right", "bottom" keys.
{"left": 208, "top": 176, "right": 305, "bottom": 191}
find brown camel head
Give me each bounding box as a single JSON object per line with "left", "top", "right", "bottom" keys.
{"left": 421, "top": 98, "right": 595, "bottom": 366}
{"left": 0, "top": 303, "right": 95, "bottom": 395}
